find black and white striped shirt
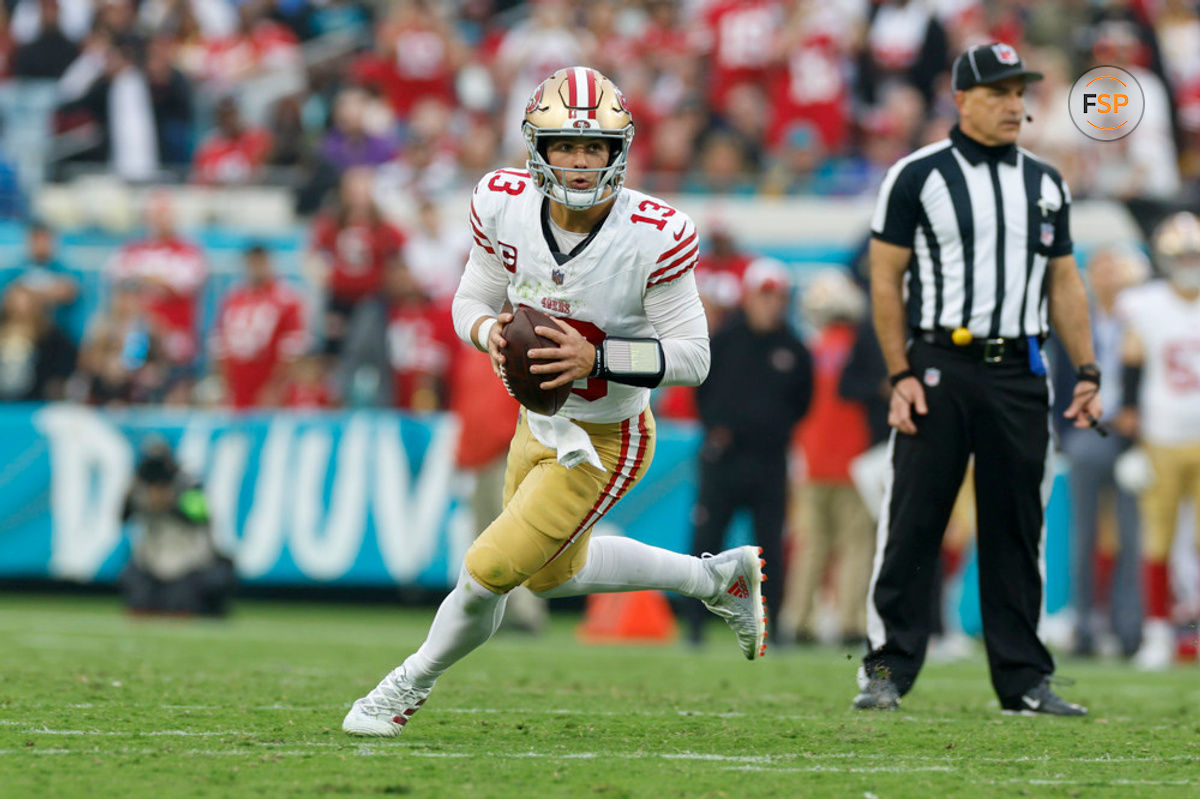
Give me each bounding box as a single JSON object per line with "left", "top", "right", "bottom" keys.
{"left": 871, "top": 125, "right": 1073, "bottom": 339}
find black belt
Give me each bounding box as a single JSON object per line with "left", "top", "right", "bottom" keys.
{"left": 914, "top": 328, "right": 1031, "bottom": 364}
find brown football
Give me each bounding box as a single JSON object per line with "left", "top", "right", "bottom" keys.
{"left": 499, "top": 306, "right": 573, "bottom": 416}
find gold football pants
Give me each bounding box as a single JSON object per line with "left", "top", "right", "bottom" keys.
{"left": 1141, "top": 441, "right": 1200, "bottom": 561}
{"left": 464, "top": 408, "right": 656, "bottom": 594}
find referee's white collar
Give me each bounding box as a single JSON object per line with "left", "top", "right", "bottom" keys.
{"left": 951, "top": 125, "right": 1019, "bottom": 166}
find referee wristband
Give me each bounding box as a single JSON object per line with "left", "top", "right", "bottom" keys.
{"left": 1076, "top": 363, "right": 1101, "bottom": 388}
{"left": 889, "top": 368, "right": 917, "bottom": 387}
{"left": 473, "top": 317, "right": 497, "bottom": 352}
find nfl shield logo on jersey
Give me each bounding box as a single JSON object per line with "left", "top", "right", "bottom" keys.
{"left": 1040, "top": 223, "right": 1055, "bottom": 247}
{"left": 552, "top": 268, "right": 565, "bottom": 285}
{"left": 993, "top": 43, "right": 1019, "bottom": 65}
{"left": 924, "top": 367, "right": 941, "bottom": 387}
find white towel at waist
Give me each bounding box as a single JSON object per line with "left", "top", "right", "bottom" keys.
{"left": 525, "top": 411, "right": 604, "bottom": 471}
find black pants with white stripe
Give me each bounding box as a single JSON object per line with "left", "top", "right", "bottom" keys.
{"left": 864, "top": 339, "right": 1054, "bottom": 704}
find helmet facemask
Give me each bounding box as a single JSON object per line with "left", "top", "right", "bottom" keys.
{"left": 521, "top": 67, "right": 636, "bottom": 211}
{"left": 523, "top": 126, "right": 634, "bottom": 210}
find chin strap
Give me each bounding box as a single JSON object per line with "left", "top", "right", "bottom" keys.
{"left": 591, "top": 337, "right": 666, "bottom": 388}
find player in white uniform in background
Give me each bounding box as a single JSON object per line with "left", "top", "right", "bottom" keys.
{"left": 343, "top": 67, "right": 768, "bottom": 738}
{"left": 1116, "top": 211, "right": 1200, "bottom": 670}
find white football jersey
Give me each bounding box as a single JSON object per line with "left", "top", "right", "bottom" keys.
{"left": 1118, "top": 279, "right": 1200, "bottom": 445}
{"left": 460, "top": 169, "right": 701, "bottom": 423}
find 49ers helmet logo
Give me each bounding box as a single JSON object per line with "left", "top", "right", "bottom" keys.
{"left": 525, "top": 83, "right": 546, "bottom": 115}
{"left": 613, "top": 87, "right": 630, "bottom": 114}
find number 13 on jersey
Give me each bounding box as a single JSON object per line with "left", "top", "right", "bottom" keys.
{"left": 568, "top": 317, "right": 607, "bottom": 401}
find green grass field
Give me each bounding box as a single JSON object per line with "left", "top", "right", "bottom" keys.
{"left": 1, "top": 594, "right": 1198, "bottom": 799}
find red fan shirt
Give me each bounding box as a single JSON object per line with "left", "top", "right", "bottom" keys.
{"left": 203, "top": 21, "right": 300, "bottom": 85}
{"left": 694, "top": 251, "right": 753, "bottom": 309}
{"left": 311, "top": 216, "right": 406, "bottom": 303}
{"left": 701, "top": 0, "right": 784, "bottom": 112}
{"left": 352, "top": 21, "right": 456, "bottom": 117}
{"left": 655, "top": 384, "right": 699, "bottom": 422}
{"left": 212, "top": 280, "right": 307, "bottom": 409}
{"left": 767, "top": 32, "right": 849, "bottom": 151}
{"left": 282, "top": 378, "right": 336, "bottom": 410}
{"left": 192, "top": 128, "right": 273, "bottom": 185}
{"left": 450, "top": 340, "right": 519, "bottom": 469}
{"left": 108, "top": 237, "right": 207, "bottom": 364}
{"left": 386, "top": 300, "right": 458, "bottom": 411}
{"left": 797, "top": 323, "right": 870, "bottom": 482}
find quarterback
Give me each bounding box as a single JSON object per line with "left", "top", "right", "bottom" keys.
{"left": 343, "top": 67, "right": 768, "bottom": 738}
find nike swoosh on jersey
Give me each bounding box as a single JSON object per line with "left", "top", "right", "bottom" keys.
{"left": 673, "top": 224, "right": 686, "bottom": 241}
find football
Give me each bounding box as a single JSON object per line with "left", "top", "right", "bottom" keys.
{"left": 499, "top": 305, "right": 573, "bottom": 416}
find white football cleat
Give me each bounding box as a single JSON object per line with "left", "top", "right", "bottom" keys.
{"left": 701, "top": 545, "right": 768, "bottom": 660}
{"left": 342, "top": 665, "right": 434, "bottom": 737}
{"left": 1134, "top": 619, "right": 1174, "bottom": 671}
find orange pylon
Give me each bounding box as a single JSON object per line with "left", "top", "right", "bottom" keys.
{"left": 577, "top": 590, "right": 678, "bottom": 644}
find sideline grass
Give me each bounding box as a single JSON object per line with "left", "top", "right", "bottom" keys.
{"left": 1, "top": 593, "right": 1198, "bottom": 798}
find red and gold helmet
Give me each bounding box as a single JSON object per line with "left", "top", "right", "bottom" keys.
{"left": 1153, "top": 211, "right": 1200, "bottom": 290}
{"left": 801, "top": 268, "right": 866, "bottom": 328}
{"left": 522, "top": 66, "right": 635, "bottom": 210}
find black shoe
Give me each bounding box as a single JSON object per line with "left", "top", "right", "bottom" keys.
{"left": 852, "top": 673, "right": 900, "bottom": 710}
{"left": 1000, "top": 677, "right": 1087, "bottom": 717}
{"left": 1069, "top": 638, "right": 1095, "bottom": 658}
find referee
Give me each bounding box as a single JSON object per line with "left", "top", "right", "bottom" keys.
{"left": 853, "top": 43, "right": 1101, "bottom": 716}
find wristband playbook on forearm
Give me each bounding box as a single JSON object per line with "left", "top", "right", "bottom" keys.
{"left": 591, "top": 337, "right": 666, "bottom": 388}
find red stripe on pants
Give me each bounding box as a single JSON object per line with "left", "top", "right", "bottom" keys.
{"left": 546, "top": 418, "right": 633, "bottom": 565}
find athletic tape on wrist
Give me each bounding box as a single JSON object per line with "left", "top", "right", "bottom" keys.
{"left": 475, "top": 317, "right": 497, "bottom": 352}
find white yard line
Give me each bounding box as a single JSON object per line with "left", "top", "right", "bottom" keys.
{"left": 2, "top": 739, "right": 1198, "bottom": 774}
{"left": 1015, "top": 779, "right": 1197, "bottom": 787}
{"left": 7, "top": 746, "right": 1188, "bottom": 783}
{"left": 662, "top": 753, "right": 773, "bottom": 763}
{"left": 725, "top": 765, "right": 955, "bottom": 774}
{"left": 10, "top": 722, "right": 1200, "bottom": 768}
{"left": 18, "top": 728, "right": 258, "bottom": 737}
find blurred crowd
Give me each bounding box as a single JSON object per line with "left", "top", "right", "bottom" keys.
{"left": 0, "top": 0, "right": 1197, "bottom": 205}
{"left": 0, "top": 185, "right": 472, "bottom": 411}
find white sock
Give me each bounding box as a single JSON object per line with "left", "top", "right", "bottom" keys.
{"left": 534, "top": 536, "right": 716, "bottom": 599}
{"left": 401, "top": 567, "right": 507, "bottom": 689}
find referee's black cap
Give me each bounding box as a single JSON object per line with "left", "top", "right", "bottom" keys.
{"left": 952, "top": 43, "right": 1043, "bottom": 91}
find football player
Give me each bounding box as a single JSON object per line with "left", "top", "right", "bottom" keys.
{"left": 1117, "top": 211, "right": 1200, "bottom": 669}
{"left": 343, "top": 67, "right": 768, "bottom": 737}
